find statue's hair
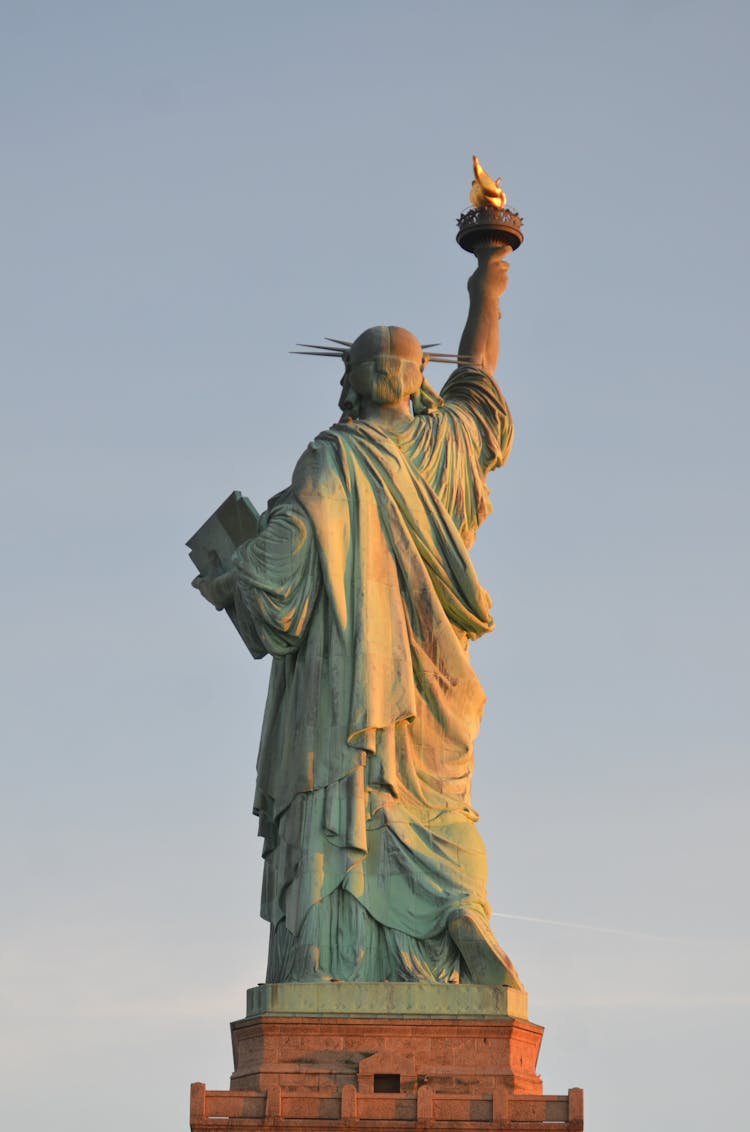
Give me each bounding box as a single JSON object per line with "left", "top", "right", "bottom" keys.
{"left": 348, "top": 355, "right": 424, "bottom": 404}
{"left": 292, "top": 324, "right": 464, "bottom": 418}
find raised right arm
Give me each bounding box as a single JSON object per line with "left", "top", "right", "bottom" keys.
{"left": 457, "top": 245, "right": 510, "bottom": 377}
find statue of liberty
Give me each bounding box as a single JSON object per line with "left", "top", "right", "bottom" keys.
{"left": 192, "top": 229, "right": 523, "bottom": 989}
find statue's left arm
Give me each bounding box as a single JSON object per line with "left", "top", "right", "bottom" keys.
{"left": 192, "top": 493, "right": 321, "bottom": 657}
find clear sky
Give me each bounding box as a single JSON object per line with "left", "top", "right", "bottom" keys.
{"left": 1, "top": 2, "right": 748, "bottom": 1130}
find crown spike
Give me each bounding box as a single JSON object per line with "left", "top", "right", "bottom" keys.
{"left": 424, "top": 353, "right": 472, "bottom": 361}
{"left": 290, "top": 350, "right": 347, "bottom": 357}
{"left": 295, "top": 342, "right": 347, "bottom": 353}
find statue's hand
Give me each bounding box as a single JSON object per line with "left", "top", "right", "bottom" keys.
{"left": 192, "top": 569, "right": 236, "bottom": 610}
{"left": 468, "top": 245, "right": 510, "bottom": 300}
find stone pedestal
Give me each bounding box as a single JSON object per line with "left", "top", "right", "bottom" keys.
{"left": 189, "top": 984, "right": 584, "bottom": 1130}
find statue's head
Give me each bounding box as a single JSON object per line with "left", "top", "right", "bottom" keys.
{"left": 346, "top": 325, "right": 425, "bottom": 405}
{"left": 292, "top": 327, "right": 451, "bottom": 418}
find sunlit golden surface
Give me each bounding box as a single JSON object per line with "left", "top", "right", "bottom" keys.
{"left": 469, "top": 154, "right": 507, "bottom": 211}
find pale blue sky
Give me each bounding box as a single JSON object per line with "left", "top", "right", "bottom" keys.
{"left": 1, "top": 3, "right": 748, "bottom": 1130}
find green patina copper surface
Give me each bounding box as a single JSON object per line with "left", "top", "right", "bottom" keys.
{"left": 245, "top": 981, "right": 528, "bottom": 1021}
{"left": 192, "top": 248, "right": 522, "bottom": 990}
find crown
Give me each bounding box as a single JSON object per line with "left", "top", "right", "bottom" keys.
{"left": 456, "top": 205, "right": 524, "bottom": 253}
{"left": 291, "top": 336, "right": 470, "bottom": 367}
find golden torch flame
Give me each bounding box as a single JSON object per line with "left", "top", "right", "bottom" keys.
{"left": 469, "top": 155, "right": 507, "bottom": 211}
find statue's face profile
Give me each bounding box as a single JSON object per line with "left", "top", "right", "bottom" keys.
{"left": 347, "top": 326, "right": 424, "bottom": 405}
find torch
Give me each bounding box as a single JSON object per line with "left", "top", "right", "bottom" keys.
{"left": 456, "top": 156, "right": 524, "bottom": 255}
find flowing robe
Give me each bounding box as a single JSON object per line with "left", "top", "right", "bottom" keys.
{"left": 231, "top": 368, "right": 513, "bottom": 982}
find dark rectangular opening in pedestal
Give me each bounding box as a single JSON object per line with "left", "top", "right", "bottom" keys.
{"left": 374, "top": 1074, "right": 400, "bottom": 1093}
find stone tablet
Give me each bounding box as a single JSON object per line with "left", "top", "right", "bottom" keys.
{"left": 187, "top": 490, "right": 259, "bottom": 632}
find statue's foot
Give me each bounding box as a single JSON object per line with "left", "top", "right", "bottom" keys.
{"left": 447, "top": 911, "right": 524, "bottom": 990}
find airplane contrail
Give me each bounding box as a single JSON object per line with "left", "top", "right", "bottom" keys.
{"left": 491, "top": 911, "right": 676, "bottom": 942}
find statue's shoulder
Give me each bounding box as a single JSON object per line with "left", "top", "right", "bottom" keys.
{"left": 291, "top": 425, "right": 351, "bottom": 499}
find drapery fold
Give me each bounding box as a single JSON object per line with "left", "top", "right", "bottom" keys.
{"left": 230, "top": 368, "right": 514, "bottom": 981}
